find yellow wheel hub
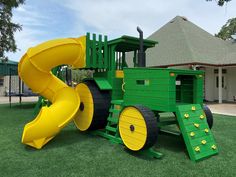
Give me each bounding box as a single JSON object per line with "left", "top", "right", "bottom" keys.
{"left": 119, "top": 107, "right": 149, "bottom": 151}
{"left": 74, "top": 83, "right": 94, "bottom": 131}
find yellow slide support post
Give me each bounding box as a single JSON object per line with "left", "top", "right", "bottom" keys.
{"left": 18, "top": 36, "right": 86, "bottom": 149}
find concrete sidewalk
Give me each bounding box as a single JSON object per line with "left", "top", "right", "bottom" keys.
{"left": 207, "top": 103, "right": 236, "bottom": 116}
{"left": 0, "top": 96, "right": 38, "bottom": 104}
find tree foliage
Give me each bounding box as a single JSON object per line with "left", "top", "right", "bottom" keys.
{"left": 0, "top": 0, "right": 25, "bottom": 62}
{"left": 206, "top": 0, "right": 232, "bottom": 6}
{"left": 216, "top": 18, "right": 236, "bottom": 40}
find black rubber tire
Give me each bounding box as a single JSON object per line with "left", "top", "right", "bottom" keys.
{"left": 83, "top": 80, "right": 111, "bottom": 130}
{"left": 203, "top": 105, "right": 213, "bottom": 129}
{"left": 134, "top": 105, "right": 159, "bottom": 150}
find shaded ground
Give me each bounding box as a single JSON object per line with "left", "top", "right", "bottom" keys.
{"left": 0, "top": 103, "right": 235, "bottom": 177}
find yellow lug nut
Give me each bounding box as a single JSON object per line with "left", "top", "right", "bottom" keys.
{"left": 191, "top": 106, "right": 196, "bottom": 111}
{"left": 211, "top": 145, "right": 217, "bottom": 150}
{"left": 190, "top": 132, "right": 195, "bottom": 137}
{"left": 200, "top": 115, "right": 205, "bottom": 119}
{"left": 195, "top": 146, "right": 200, "bottom": 152}
{"left": 201, "top": 140, "right": 207, "bottom": 145}
{"left": 184, "top": 113, "right": 189, "bottom": 119}
{"left": 194, "top": 123, "right": 200, "bottom": 128}
{"left": 204, "top": 128, "right": 209, "bottom": 133}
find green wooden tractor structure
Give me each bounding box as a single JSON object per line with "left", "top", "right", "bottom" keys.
{"left": 36, "top": 28, "right": 218, "bottom": 161}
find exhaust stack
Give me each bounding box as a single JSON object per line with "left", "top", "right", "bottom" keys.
{"left": 137, "top": 26, "right": 146, "bottom": 67}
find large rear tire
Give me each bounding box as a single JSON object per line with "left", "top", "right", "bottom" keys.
{"left": 74, "top": 80, "right": 111, "bottom": 131}
{"left": 119, "top": 105, "right": 158, "bottom": 151}
{"left": 203, "top": 105, "right": 213, "bottom": 129}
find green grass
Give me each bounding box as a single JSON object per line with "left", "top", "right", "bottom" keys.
{"left": 0, "top": 103, "right": 235, "bottom": 177}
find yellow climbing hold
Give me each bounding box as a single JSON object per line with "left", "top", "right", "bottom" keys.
{"left": 184, "top": 113, "right": 189, "bottom": 119}
{"left": 200, "top": 115, "right": 205, "bottom": 119}
{"left": 195, "top": 146, "right": 200, "bottom": 152}
{"left": 201, "top": 140, "right": 207, "bottom": 145}
{"left": 191, "top": 106, "right": 196, "bottom": 111}
{"left": 204, "top": 128, "right": 209, "bottom": 133}
{"left": 194, "top": 123, "right": 200, "bottom": 128}
{"left": 190, "top": 132, "right": 195, "bottom": 137}
{"left": 211, "top": 145, "right": 217, "bottom": 150}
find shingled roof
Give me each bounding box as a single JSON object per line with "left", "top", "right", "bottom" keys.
{"left": 144, "top": 16, "right": 236, "bottom": 67}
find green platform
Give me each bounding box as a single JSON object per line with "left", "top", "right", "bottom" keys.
{"left": 176, "top": 104, "right": 218, "bottom": 161}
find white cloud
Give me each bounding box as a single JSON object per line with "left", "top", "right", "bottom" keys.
{"left": 60, "top": 0, "right": 236, "bottom": 38}
{"left": 6, "top": 0, "right": 236, "bottom": 61}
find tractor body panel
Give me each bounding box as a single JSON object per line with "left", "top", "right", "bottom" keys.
{"left": 123, "top": 68, "right": 204, "bottom": 112}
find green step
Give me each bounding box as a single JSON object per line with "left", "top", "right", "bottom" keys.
{"left": 111, "top": 99, "right": 124, "bottom": 105}
{"left": 105, "top": 126, "right": 117, "bottom": 133}
{"left": 176, "top": 104, "right": 218, "bottom": 161}
{"left": 107, "top": 117, "right": 119, "bottom": 124}
{"left": 109, "top": 108, "right": 121, "bottom": 113}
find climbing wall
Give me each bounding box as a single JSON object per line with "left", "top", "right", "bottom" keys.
{"left": 175, "top": 104, "right": 218, "bottom": 161}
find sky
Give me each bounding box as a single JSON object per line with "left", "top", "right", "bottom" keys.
{"left": 6, "top": 0, "right": 236, "bottom": 61}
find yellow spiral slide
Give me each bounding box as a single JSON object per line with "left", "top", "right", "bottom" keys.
{"left": 18, "top": 36, "right": 86, "bottom": 149}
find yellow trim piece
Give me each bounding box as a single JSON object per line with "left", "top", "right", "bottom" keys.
{"left": 194, "top": 123, "right": 200, "bottom": 128}
{"left": 195, "top": 146, "right": 200, "bottom": 152}
{"left": 211, "top": 145, "right": 217, "bottom": 150}
{"left": 121, "top": 82, "right": 126, "bottom": 92}
{"left": 74, "top": 83, "right": 94, "bottom": 131}
{"left": 116, "top": 70, "right": 124, "bottom": 78}
{"left": 119, "top": 107, "right": 147, "bottom": 151}
{"left": 184, "top": 113, "right": 189, "bottom": 119}
{"left": 200, "top": 115, "right": 205, "bottom": 119}
{"left": 190, "top": 132, "right": 195, "bottom": 137}
{"left": 204, "top": 128, "right": 209, "bottom": 133}
{"left": 191, "top": 106, "right": 196, "bottom": 111}
{"left": 201, "top": 140, "right": 207, "bottom": 145}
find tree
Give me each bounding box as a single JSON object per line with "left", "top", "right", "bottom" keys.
{"left": 0, "top": 0, "right": 25, "bottom": 62}
{"left": 216, "top": 18, "right": 236, "bottom": 40}
{"left": 206, "top": 0, "right": 232, "bottom": 6}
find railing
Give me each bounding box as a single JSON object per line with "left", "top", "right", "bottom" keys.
{"left": 86, "top": 33, "right": 108, "bottom": 69}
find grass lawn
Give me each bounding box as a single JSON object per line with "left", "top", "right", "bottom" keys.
{"left": 0, "top": 102, "right": 235, "bottom": 177}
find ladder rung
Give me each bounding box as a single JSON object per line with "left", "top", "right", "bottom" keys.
{"left": 111, "top": 100, "right": 124, "bottom": 105}
{"left": 109, "top": 108, "right": 120, "bottom": 113}
{"left": 107, "top": 117, "right": 119, "bottom": 123}
{"left": 105, "top": 126, "right": 117, "bottom": 132}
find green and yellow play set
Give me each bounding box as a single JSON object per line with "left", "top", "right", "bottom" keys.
{"left": 18, "top": 27, "right": 218, "bottom": 161}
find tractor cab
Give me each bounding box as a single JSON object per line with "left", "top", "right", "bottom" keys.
{"left": 107, "top": 35, "right": 157, "bottom": 70}
{"left": 84, "top": 32, "right": 157, "bottom": 71}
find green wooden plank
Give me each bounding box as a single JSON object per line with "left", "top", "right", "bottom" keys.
{"left": 109, "top": 108, "right": 120, "bottom": 113}
{"left": 104, "top": 35, "right": 108, "bottom": 69}
{"left": 86, "top": 32, "right": 90, "bottom": 67}
{"left": 105, "top": 126, "right": 117, "bottom": 132}
{"left": 107, "top": 117, "right": 119, "bottom": 123}
{"left": 98, "top": 34, "right": 103, "bottom": 68}
{"left": 92, "top": 33, "right": 96, "bottom": 68}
